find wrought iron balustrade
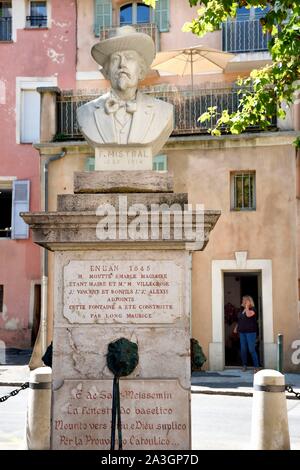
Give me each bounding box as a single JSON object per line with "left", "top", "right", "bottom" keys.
{"left": 26, "top": 16, "right": 47, "bottom": 28}
{"left": 99, "top": 23, "right": 159, "bottom": 51}
{"left": 222, "top": 19, "right": 271, "bottom": 53}
{"left": 0, "top": 17, "right": 12, "bottom": 41}
{"left": 56, "top": 86, "right": 277, "bottom": 141}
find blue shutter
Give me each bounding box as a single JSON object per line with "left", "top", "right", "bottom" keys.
{"left": 94, "top": 0, "right": 112, "bottom": 36}
{"left": 155, "top": 0, "right": 170, "bottom": 32}
{"left": 11, "top": 180, "right": 30, "bottom": 239}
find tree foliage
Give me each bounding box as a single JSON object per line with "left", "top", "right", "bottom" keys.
{"left": 144, "top": 1, "right": 300, "bottom": 137}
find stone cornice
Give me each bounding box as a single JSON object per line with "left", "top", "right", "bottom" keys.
{"left": 21, "top": 210, "right": 220, "bottom": 252}
{"left": 34, "top": 131, "right": 298, "bottom": 156}
{"left": 166, "top": 130, "right": 298, "bottom": 150}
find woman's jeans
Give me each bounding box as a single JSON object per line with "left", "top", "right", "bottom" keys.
{"left": 239, "top": 332, "right": 259, "bottom": 367}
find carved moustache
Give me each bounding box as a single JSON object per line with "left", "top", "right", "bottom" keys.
{"left": 117, "top": 69, "right": 131, "bottom": 78}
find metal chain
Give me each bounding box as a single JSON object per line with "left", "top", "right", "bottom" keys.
{"left": 286, "top": 385, "right": 300, "bottom": 400}
{"left": 0, "top": 382, "right": 29, "bottom": 403}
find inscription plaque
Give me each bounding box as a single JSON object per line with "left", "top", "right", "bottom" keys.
{"left": 95, "top": 147, "right": 152, "bottom": 171}
{"left": 52, "top": 379, "right": 190, "bottom": 450}
{"left": 63, "top": 260, "right": 182, "bottom": 324}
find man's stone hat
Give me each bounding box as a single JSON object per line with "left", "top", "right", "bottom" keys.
{"left": 91, "top": 25, "right": 155, "bottom": 69}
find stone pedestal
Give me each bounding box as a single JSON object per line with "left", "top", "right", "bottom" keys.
{"left": 22, "top": 170, "right": 220, "bottom": 450}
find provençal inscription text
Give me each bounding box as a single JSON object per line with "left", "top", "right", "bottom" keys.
{"left": 52, "top": 380, "right": 189, "bottom": 450}
{"left": 63, "top": 260, "right": 182, "bottom": 324}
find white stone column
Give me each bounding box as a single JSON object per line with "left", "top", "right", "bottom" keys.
{"left": 251, "top": 369, "right": 290, "bottom": 450}
{"left": 25, "top": 367, "right": 52, "bottom": 450}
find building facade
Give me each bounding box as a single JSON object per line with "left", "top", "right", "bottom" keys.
{"left": 2, "top": 1, "right": 300, "bottom": 370}
{"left": 0, "top": 0, "right": 76, "bottom": 362}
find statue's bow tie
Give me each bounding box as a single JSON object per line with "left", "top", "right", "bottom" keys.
{"left": 104, "top": 97, "right": 137, "bottom": 115}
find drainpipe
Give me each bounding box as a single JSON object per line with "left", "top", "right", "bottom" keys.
{"left": 40, "top": 151, "right": 66, "bottom": 354}
{"left": 189, "top": 252, "right": 192, "bottom": 338}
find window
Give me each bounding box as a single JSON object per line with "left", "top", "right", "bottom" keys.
{"left": 0, "top": 1, "right": 12, "bottom": 41}
{"left": 0, "top": 285, "right": 3, "bottom": 312}
{"left": 95, "top": 0, "right": 169, "bottom": 36}
{"left": 27, "top": 1, "right": 47, "bottom": 28}
{"left": 0, "top": 186, "right": 12, "bottom": 237}
{"left": 231, "top": 171, "right": 256, "bottom": 210}
{"left": 0, "top": 180, "right": 30, "bottom": 239}
{"left": 17, "top": 78, "right": 57, "bottom": 144}
{"left": 85, "top": 156, "right": 95, "bottom": 172}
{"left": 120, "top": 3, "right": 151, "bottom": 25}
{"left": 223, "top": 6, "right": 270, "bottom": 52}
{"left": 153, "top": 154, "right": 167, "bottom": 172}
{"left": 21, "top": 89, "right": 41, "bottom": 143}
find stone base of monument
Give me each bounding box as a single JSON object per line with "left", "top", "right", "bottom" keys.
{"left": 22, "top": 169, "right": 220, "bottom": 450}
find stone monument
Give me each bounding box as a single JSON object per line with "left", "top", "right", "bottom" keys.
{"left": 22, "top": 26, "right": 220, "bottom": 450}
{"left": 77, "top": 26, "right": 173, "bottom": 171}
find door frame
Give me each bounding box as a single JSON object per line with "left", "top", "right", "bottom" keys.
{"left": 209, "top": 257, "right": 276, "bottom": 370}
{"left": 223, "top": 271, "right": 263, "bottom": 367}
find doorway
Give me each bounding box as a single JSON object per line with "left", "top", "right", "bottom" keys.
{"left": 224, "top": 272, "right": 263, "bottom": 367}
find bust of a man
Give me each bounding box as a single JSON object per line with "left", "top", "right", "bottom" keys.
{"left": 76, "top": 26, "right": 173, "bottom": 156}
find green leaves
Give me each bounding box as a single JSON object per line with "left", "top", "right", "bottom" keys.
{"left": 185, "top": 1, "right": 300, "bottom": 136}
{"left": 142, "top": 0, "right": 157, "bottom": 7}
{"left": 144, "top": 0, "right": 300, "bottom": 139}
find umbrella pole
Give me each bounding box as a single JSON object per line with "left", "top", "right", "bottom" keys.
{"left": 190, "top": 50, "right": 194, "bottom": 92}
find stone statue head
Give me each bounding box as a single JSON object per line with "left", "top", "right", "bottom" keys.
{"left": 77, "top": 25, "right": 174, "bottom": 160}
{"left": 101, "top": 50, "right": 148, "bottom": 93}
{"left": 91, "top": 26, "right": 155, "bottom": 91}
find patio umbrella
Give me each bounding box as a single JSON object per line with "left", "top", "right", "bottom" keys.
{"left": 151, "top": 45, "right": 234, "bottom": 90}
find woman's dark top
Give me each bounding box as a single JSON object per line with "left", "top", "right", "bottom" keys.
{"left": 237, "top": 308, "right": 258, "bottom": 333}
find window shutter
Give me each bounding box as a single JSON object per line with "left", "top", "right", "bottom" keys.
{"left": 21, "top": 90, "right": 41, "bottom": 143}
{"left": 11, "top": 180, "right": 30, "bottom": 239}
{"left": 155, "top": 0, "right": 170, "bottom": 32}
{"left": 94, "top": 0, "right": 112, "bottom": 36}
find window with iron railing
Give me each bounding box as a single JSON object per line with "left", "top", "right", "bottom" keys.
{"left": 26, "top": 1, "right": 47, "bottom": 28}
{"left": 120, "top": 2, "right": 153, "bottom": 26}
{"left": 94, "top": 0, "right": 169, "bottom": 37}
{"left": 0, "top": 1, "right": 12, "bottom": 41}
{"left": 222, "top": 7, "right": 271, "bottom": 53}
{"left": 231, "top": 171, "right": 256, "bottom": 211}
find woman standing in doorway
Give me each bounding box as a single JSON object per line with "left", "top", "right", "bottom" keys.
{"left": 234, "top": 295, "right": 260, "bottom": 372}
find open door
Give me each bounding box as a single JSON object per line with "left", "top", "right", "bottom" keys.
{"left": 224, "top": 272, "right": 263, "bottom": 367}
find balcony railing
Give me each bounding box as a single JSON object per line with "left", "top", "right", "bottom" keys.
{"left": 99, "top": 23, "right": 159, "bottom": 51}
{"left": 26, "top": 15, "right": 47, "bottom": 28}
{"left": 0, "top": 17, "right": 12, "bottom": 41}
{"left": 56, "top": 86, "right": 277, "bottom": 141}
{"left": 222, "top": 19, "right": 271, "bottom": 53}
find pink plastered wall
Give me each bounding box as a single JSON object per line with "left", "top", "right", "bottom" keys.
{"left": 76, "top": 0, "right": 239, "bottom": 92}
{"left": 0, "top": 0, "right": 77, "bottom": 349}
